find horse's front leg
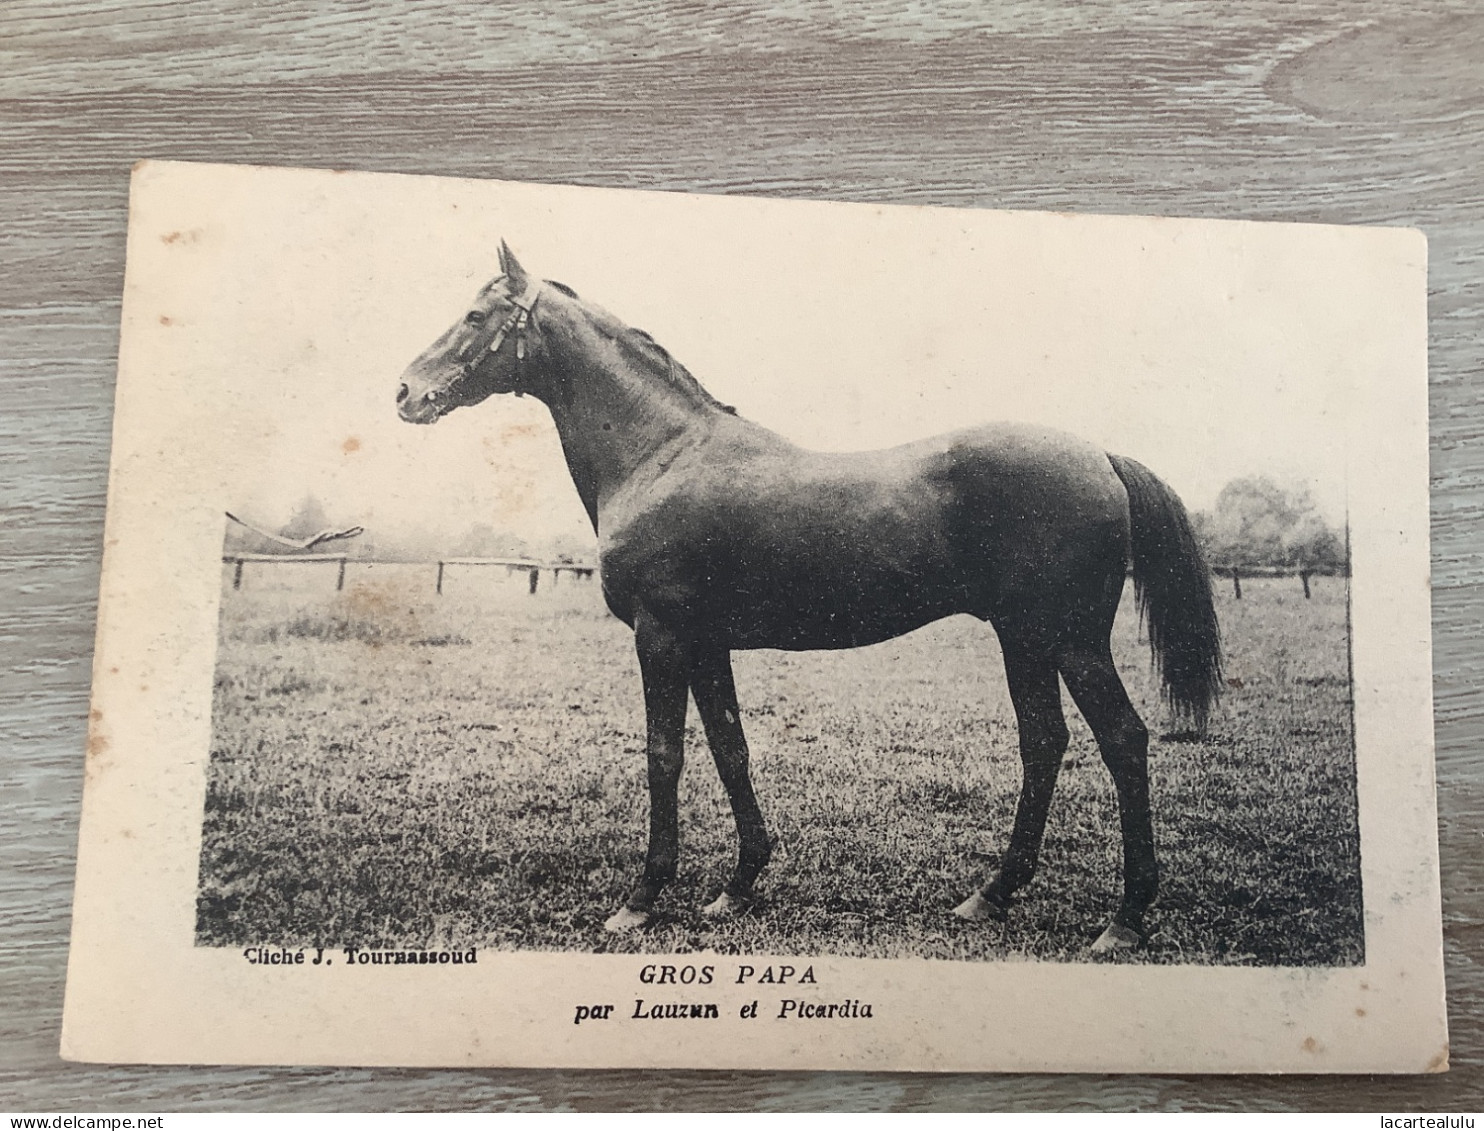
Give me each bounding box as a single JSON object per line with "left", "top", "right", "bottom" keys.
{"left": 604, "top": 610, "right": 689, "bottom": 933}
{"left": 690, "top": 647, "right": 771, "bottom": 917}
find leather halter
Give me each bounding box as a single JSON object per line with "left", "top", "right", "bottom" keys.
{"left": 457, "top": 279, "right": 542, "bottom": 396}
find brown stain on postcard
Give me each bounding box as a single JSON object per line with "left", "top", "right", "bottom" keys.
{"left": 499, "top": 422, "right": 540, "bottom": 442}
{"left": 345, "top": 582, "right": 394, "bottom": 619}
{"left": 338, "top": 580, "right": 424, "bottom": 643}
{"left": 85, "top": 717, "right": 111, "bottom": 782}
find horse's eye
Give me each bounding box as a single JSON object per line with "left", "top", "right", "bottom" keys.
{"left": 465, "top": 310, "right": 486, "bottom": 326}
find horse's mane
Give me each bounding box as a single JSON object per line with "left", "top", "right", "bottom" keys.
{"left": 550, "top": 279, "right": 737, "bottom": 415}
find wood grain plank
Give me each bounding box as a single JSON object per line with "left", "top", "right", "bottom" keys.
{"left": 3, "top": 1, "right": 1482, "bottom": 1110}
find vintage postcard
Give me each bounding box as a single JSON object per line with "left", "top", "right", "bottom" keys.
{"left": 62, "top": 161, "right": 1445, "bottom": 1072}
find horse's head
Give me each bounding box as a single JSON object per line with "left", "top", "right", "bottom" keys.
{"left": 397, "top": 241, "right": 543, "bottom": 424}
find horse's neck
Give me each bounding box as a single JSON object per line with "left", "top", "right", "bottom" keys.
{"left": 533, "top": 299, "right": 718, "bottom": 528}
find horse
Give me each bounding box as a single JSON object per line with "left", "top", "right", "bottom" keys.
{"left": 396, "top": 242, "right": 1222, "bottom": 953}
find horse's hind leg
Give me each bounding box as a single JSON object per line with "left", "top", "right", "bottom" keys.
{"left": 1057, "top": 642, "right": 1155, "bottom": 952}
{"left": 955, "top": 647, "right": 1069, "bottom": 921}
{"left": 690, "top": 646, "right": 772, "bottom": 917}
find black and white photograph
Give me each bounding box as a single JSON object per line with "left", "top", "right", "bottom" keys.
{"left": 61, "top": 160, "right": 1443, "bottom": 1072}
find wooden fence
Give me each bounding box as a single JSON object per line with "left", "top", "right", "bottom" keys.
{"left": 222, "top": 555, "right": 1336, "bottom": 600}
{"left": 434, "top": 557, "right": 596, "bottom": 595}
{"left": 221, "top": 554, "right": 596, "bottom": 595}
{"left": 1213, "top": 565, "right": 1348, "bottom": 599}
{"left": 223, "top": 553, "right": 348, "bottom": 590}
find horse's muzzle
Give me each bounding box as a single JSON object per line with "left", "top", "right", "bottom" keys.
{"left": 397, "top": 381, "right": 444, "bottom": 424}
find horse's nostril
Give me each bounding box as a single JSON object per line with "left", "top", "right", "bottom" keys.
{"left": 397, "top": 383, "right": 410, "bottom": 404}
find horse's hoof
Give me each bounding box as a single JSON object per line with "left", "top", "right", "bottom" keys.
{"left": 701, "top": 891, "right": 751, "bottom": 919}
{"left": 604, "top": 906, "right": 651, "bottom": 933}
{"left": 953, "top": 891, "right": 1007, "bottom": 921}
{"left": 1090, "top": 922, "right": 1142, "bottom": 954}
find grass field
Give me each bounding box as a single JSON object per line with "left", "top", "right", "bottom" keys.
{"left": 197, "top": 562, "right": 1362, "bottom": 965}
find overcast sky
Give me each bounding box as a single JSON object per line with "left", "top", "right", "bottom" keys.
{"left": 128, "top": 163, "right": 1423, "bottom": 552}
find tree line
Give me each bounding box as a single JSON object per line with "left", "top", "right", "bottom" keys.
{"left": 1191, "top": 476, "right": 1346, "bottom": 574}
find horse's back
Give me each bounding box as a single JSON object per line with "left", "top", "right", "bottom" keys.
{"left": 598, "top": 418, "right": 1131, "bottom": 648}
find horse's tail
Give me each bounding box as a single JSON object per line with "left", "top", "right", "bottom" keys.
{"left": 1108, "top": 453, "right": 1223, "bottom": 732}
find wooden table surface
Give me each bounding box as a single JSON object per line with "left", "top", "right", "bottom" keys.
{"left": 3, "top": 0, "right": 1481, "bottom": 1112}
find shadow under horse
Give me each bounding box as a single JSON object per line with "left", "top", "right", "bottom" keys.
{"left": 397, "top": 244, "right": 1222, "bottom": 953}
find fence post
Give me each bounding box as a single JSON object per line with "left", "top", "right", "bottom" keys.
{"left": 528, "top": 567, "right": 539, "bottom": 595}
{"left": 1300, "top": 569, "right": 1311, "bottom": 599}
{"left": 436, "top": 561, "right": 445, "bottom": 596}
{"left": 233, "top": 558, "right": 244, "bottom": 590}
{"left": 1231, "top": 567, "right": 1242, "bottom": 600}
{"left": 336, "top": 557, "right": 347, "bottom": 592}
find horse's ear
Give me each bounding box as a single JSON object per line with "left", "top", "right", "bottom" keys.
{"left": 499, "top": 240, "right": 529, "bottom": 292}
